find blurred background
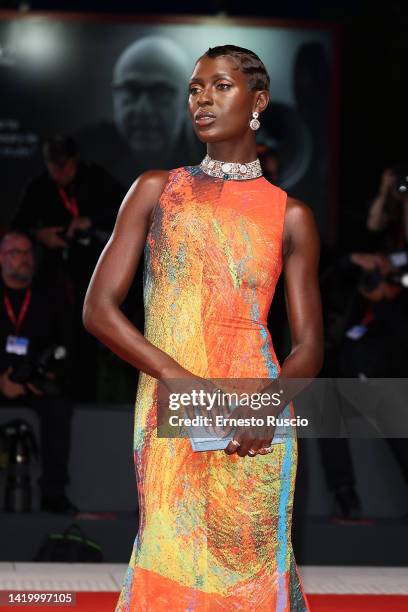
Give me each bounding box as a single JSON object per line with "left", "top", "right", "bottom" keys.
{"left": 0, "top": 0, "right": 407, "bottom": 576}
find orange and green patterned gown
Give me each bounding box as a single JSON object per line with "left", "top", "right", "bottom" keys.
{"left": 115, "top": 165, "right": 310, "bottom": 611}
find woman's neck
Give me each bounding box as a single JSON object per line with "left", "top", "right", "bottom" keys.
{"left": 207, "top": 137, "right": 258, "bottom": 164}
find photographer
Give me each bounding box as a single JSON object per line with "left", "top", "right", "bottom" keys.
{"left": 0, "top": 231, "right": 76, "bottom": 514}
{"left": 366, "top": 165, "right": 408, "bottom": 251}
{"left": 319, "top": 239, "right": 408, "bottom": 519}
{"left": 345, "top": 164, "right": 408, "bottom": 374}
{"left": 340, "top": 252, "right": 408, "bottom": 374}
{"left": 12, "top": 136, "right": 126, "bottom": 400}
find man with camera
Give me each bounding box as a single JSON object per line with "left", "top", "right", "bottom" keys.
{"left": 12, "top": 135, "right": 125, "bottom": 400}
{"left": 0, "top": 231, "right": 76, "bottom": 514}
{"left": 366, "top": 165, "right": 408, "bottom": 251}
{"left": 344, "top": 164, "right": 408, "bottom": 371}
{"left": 319, "top": 166, "right": 408, "bottom": 519}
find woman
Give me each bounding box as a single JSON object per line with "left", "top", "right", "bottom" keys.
{"left": 83, "top": 45, "right": 323, "bottom": 611}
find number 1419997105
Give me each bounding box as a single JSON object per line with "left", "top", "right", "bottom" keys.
{"left": 0, "top": 591, "right": 76, "bottom": 606}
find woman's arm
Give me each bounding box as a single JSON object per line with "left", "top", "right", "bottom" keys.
{"left": 82, "top": 170, "right": 191, "bottom": 381}
{"left": 280, "top": 196, "right": 324, "bottom": 380}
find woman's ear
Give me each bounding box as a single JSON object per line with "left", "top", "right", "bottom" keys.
{"left": 255, "top": 90, "right": 270, "bottom": 115}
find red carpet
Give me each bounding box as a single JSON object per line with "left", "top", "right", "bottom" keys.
{"left": 2, "top": 592, "right": 408, "bottom": 611}
{"left": 0, "top": 592, "right": 118, "bottom": 611}
{"left": 307, "top": 594, "right": 408, "bottom": 611}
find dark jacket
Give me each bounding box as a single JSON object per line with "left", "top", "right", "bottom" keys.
{"left": 12, "top": 161, "right": 125, "bottom": 235}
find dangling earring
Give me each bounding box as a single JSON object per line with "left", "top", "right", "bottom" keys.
{"left": 249, "top": 111, "right": 260, "bottom": 131}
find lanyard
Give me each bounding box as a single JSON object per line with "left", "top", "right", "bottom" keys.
{"left": 58, "top": 187, "right": 79, "bottom": 218}
{"left": 361, "top": 306, "right": 375, "bottom": 326}
{"left": 4, "top": 288, "right": 32, "bottom": 334}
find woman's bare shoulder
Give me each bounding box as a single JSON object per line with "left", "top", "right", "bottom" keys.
{"left": 283, "top": 196, "right": 320, "bottom": 256}
{"left": 128, "top": 169, "right": 170, "bottom": 202}
{"left": 116, "top": 170, "right": 170, "bottom": 227}
{"left": 285, "top": 196, "right": 317, "bottom": 229}
{"left": 286, "top": 195, "right": 314, "bottom": 217}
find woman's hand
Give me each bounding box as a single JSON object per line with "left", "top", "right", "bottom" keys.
{"left": 158, "top": 368, "right": 231, "bottom": 437}
{"left": 224, "top": 402, "right": 277, "bottom": 457}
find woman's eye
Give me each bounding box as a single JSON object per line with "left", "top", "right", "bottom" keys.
{"left": 189, "top": 86, "right": 200, "bottom": 95}
{"left": 217, "top": 83, "right": 231, "bottom": 90}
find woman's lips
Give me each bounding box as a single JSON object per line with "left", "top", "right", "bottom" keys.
{"left": 195, "top": 116, "right": 216, "bottom": 126}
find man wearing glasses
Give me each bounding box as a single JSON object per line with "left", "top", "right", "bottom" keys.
{"left": 0, "top": 231, "right": 76, "bottom": 514}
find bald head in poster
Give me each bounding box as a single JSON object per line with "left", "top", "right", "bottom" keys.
{"left": 112, "top": 36, "right": 190, "bottom": 156}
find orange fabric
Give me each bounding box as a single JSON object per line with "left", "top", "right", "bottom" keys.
{"left": 115, "top": 166, "right": 308, "bottom": 611}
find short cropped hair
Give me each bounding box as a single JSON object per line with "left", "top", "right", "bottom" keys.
{"left": 203, "top": 45, "right": 270, "bottom": 92}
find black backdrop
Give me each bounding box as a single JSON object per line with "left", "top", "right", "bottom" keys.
{"left": 0, "top": 13, "right": 338, "bottom": 243}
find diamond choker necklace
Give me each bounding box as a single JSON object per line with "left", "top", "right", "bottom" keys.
{"left": 200, "top": 154, "right": 263, "bottom": 180}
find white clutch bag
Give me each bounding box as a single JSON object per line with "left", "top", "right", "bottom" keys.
{"left": 185, "top": 405, "right": 236, "bottom": 452}
{"left": 188, "top": 431, "right": 235, "bottom": 452}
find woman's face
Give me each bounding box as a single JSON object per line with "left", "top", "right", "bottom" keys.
{"left": 188, "top": 55, "right": 268, "bottom": 143}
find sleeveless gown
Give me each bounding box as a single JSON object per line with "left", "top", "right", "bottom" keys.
{"left": 115, "top": 165, "right": 310, "bottom": 611}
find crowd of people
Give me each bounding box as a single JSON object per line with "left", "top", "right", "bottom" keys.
{"left": 0, "top": 135, "right": 138, "bottom": 513}
{"left": 259, "top": 154, "right": 408, "bottom": 521}
{"left": 318, "top": 165, "right": 408, "bottom": 520}
{"left": 11, "top": 135, "right": 128, "bottom": 402}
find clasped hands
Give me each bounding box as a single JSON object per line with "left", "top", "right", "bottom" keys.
{"left": 158, "top": 375, "right": 284, "bottom": 457}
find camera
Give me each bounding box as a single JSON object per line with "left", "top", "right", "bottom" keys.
{"left": 9, "top": 345, "right": 68, "bottom": 396}
{"left": 70, "top": 227, "right": 92, "bottom": 247}
{"left": 61, "top": 227, "right": 110, "bottom": 248}
{"left": 358, "top": 266, "right": 408, "bottom": 292}
{"left": 393, "top": 164, "right": 408, "bottom": 195}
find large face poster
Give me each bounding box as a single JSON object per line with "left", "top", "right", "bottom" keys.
{"left": 0, "top": 15, "right": 337, "bottom": 239}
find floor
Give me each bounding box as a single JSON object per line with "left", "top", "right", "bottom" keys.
{"left": 0, "top": 563, "right": 407, "bottom": 593}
